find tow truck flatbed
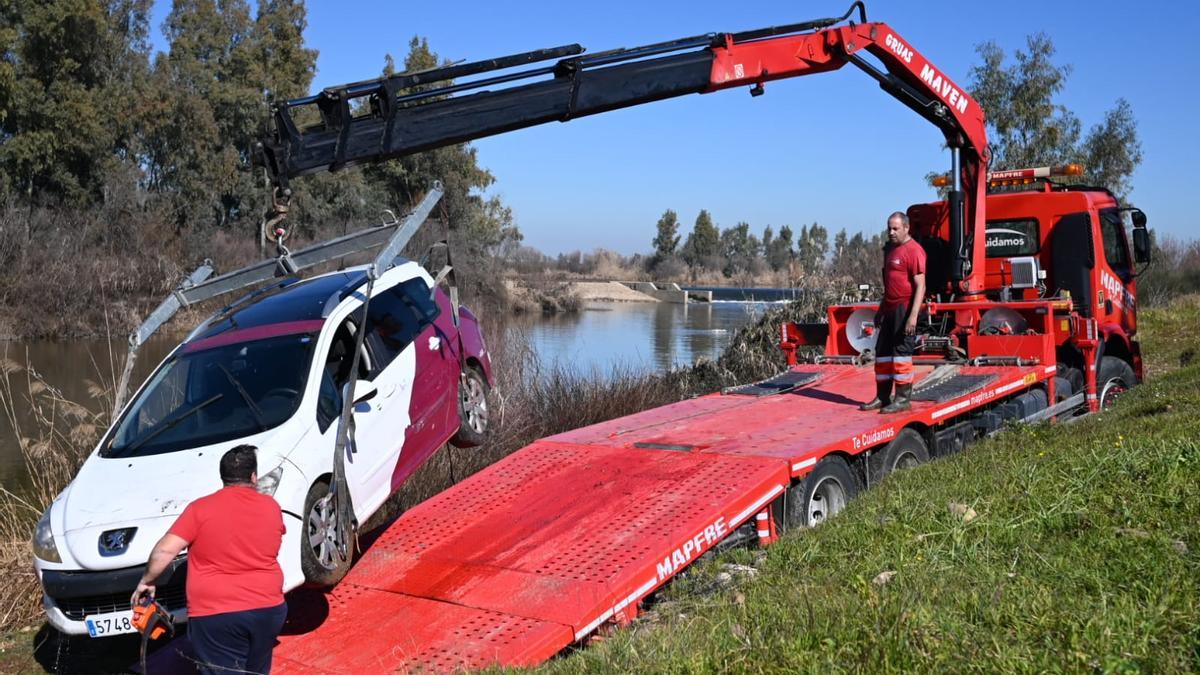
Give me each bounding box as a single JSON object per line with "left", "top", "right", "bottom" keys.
{"left": 268, "top": 360, "right": 1055, "bottom": 672}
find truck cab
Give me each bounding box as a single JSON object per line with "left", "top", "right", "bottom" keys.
{"left": 907, "top": 165, "right": 1151, "bottom": 383}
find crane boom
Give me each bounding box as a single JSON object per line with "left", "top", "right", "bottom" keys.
{"left": 257, "top": 2, "right": 990, "bottom": 295}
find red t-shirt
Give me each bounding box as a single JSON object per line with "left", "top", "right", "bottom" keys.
{"left": 168, "top": 485, "right": 286, "bottom": 617}
{"left": 881, "top": 238, "right": 927, "bottom": 309}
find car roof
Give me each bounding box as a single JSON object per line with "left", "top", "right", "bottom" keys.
{"left": 185, "top": 267, "right": 372, "bottom": 346}
{"left": 183, "top": 258, "right": 432, "bottom": 350}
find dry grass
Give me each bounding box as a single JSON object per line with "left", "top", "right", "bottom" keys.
{"left": 0, "top": 352, "right": 109, "bottom": 632}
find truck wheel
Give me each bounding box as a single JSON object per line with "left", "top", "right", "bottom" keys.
{"left": 1057, "top": 363, "right": 1084, "bottom": 399}
{"left": 785, "top": 456, "right": 860, "bottom": 529}
{"left": 1097, "top": 356, "right": 1135, "bottom": 410}
{"left": 301, "top": 479, "right": 353, "bottom": 587}
{"left": 870, "top": 428, "right": 929, "bottom": 484}
{"left": 451, "top": 366, "right": 491, "bottom": 448}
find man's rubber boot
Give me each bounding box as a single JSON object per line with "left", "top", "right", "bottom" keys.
{"left": 859, "top": 380, "right": 892, "bottom": 411}
{"left": 880, "top": 383, "right": 912, "bottom": 414}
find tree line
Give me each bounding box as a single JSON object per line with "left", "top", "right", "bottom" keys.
{"left": 1, "top": 6, "right": 1180, "bottom": 334}
{"left": 647, "top": 208, "right": 885, "bottom": 285}
{"left": 0, "top": 0, "right": 518, "bottom": 249}
{"left": 0, "top": 0, "right": 522, "bottom": 337}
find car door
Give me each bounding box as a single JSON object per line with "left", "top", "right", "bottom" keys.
{"left": 357, "top": 278, "right": 442, "bottom": 496}
{"left": 394, "top": 278, "right": 459, "bottom": 483}
{"left": 316, "top": 305, "right": 407, "bottom": 522}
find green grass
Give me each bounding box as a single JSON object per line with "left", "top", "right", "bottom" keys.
{"left": 540, "top": 298, "right": 1200, "bottom": 674}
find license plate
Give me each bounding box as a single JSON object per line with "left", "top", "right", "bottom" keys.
{"left": 84, "top": 611, "right": 136, "bottom": 638}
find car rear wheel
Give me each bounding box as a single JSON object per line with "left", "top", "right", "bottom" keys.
{"left": 301, "top": 479, "right": 353, "bottom": 587}
{"left": 451, "top": 366, "right": 491, "bottom": 448}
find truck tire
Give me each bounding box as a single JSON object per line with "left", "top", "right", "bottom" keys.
{"left": 301, "top": 479, "right": 353, "bottom": 587}
{"left": 451, "top": 366, "right": 491, "bottom": 448}
{"left": 1097, "top": 356, "right": 1135, "bottom": 410}
{"left": 1056, "top": 363, "right": 1085, "bottom": 399}
{"left": 784, "top": 456, "right": 860, "bottom": 529}
{"left": 870, "top": 428, "right": 929, "bottom": 484}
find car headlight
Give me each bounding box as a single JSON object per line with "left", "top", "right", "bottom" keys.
{"left": 257, "top": 466, "right": 285, "bottom": 496}
{"left": 32, "top": 509, "right": 61, "bottom": 563}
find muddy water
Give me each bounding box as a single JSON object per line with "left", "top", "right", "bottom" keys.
{"left": 0, "top": 299, "right": 777, "bottom": 492}
{"left": 0, "top": 336, "right": 178, "bottom": 492}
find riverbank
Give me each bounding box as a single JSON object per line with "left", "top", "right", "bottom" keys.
{"left": 504, "top": 278, "right": 658, "bottom": 314}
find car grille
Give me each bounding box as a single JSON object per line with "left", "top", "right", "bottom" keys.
{"left": 54, "top": 584, "right": 187, "bottom": 621}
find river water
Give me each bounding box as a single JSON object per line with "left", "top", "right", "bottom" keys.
{"left": 0, "top": 293, "right": 783, "bottom": 490}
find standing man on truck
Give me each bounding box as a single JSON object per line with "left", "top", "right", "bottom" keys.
{"left": 131, "top": 445, "right": 287, "bottom": 674}
{"left": 860, "top": 211, "right": 926, "bottom": 414}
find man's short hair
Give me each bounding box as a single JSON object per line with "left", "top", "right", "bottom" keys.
{"left": 887, "top": 211, "right": 910, "bottom": 227}
{"left": 220, "top": 445, "right": 258, "bottom": 485}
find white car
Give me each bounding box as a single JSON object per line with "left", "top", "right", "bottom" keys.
{"left": 32, "top": 261, "right": 494, "bottom": 637}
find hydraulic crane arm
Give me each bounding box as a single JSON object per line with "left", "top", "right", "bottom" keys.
{"left": 258, "top": 2, "right": 990, "bottom": 295}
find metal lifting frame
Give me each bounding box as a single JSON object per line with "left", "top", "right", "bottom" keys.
{"left": 111, "top": 186, "right": 446, "bottom": 420}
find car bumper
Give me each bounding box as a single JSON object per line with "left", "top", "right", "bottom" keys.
{"left": 40, "top": 557, "right": 189, "bottom": 636}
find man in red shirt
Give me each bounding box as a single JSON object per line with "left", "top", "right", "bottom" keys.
{"left": 132, "top": 445, "right": 287, "bottom": 674}
{"left": 860, "top": 211, "right": 926, "bottom": 413}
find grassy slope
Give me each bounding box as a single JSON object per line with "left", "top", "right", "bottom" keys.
{"left": 543, "top": 298, "right": 1200, "bottom": 674}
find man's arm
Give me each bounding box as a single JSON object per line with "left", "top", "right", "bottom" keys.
{"left": 130, "top": 533, "right": 188, "bottom": 605}
{"left": 905, "top": 273, "right": 925, "bottom": 335}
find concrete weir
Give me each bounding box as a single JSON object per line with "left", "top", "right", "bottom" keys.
{"left": 618, "top": 281, "right": 711, "bottom": 303}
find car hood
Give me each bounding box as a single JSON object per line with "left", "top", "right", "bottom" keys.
{"left": 57, "top": 423, "right": 307, "bottom": 570}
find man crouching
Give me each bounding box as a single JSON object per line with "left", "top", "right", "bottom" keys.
{"left": 132, "top": 445, "right": 287, "bottom": 674}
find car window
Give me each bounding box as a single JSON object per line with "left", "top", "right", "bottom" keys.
{"left": 396, "top": 277, "right": 441, "bottom": 324}
{"left": 135, "top": 359, "right": 191, "bottom": 436}
{"left": 104, "top": 333, "right": 316, "bottom": 457}
{"left": 316, "top": 368, "right": 342, "bottom": 433}
{"left": 363, "top": 278, "right": 440, "bottom": 374}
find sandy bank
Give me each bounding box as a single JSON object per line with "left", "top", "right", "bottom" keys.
{"left": 569, "top": 281, "right": 658, "bottom": 303}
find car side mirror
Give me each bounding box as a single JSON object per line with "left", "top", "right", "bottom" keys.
{"left": 1133, "top": 226, "right": 1151, "bottom": 265}
{"left": 1130, "top": 209, "right": 1147, "bottom": 229}
{"left": 352, "top": 381, "right": 378, "bottom": 405}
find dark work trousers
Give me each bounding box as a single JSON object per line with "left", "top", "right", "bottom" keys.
{"left": 874, "top": 303, "right": 917, "bottom": 386}
{"left": 188, "top": 602, "right": 287, "bottom": 675}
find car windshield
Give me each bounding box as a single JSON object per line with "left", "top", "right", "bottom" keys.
{"left": 104, "top": 333, "right": 317, "bottom": 458}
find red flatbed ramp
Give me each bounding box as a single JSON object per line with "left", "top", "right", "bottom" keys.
{"left": 274, "top": 442, "right": 789, "bottom": 672}
{"left": 274, "top": 363, "right": 1048, "bottom": 670}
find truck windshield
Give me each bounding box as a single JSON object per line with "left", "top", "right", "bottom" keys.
{"left": 104, "top": 333, "right": 317, "bottom": 458}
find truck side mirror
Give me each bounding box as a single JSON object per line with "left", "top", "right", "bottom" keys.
{"left": 1133, "top": 227, "right": 1151, "bottom": 264}
{"left": 1127, "top": 208, "right": 1150, "bottom": 264}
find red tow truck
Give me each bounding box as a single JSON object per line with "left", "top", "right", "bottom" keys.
{"left": 236, "top": 3, "right": 1154, "bottom": 670}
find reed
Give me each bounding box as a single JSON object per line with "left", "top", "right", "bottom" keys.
{"left": 0, "top": 351, "right": 109, "bottom": 632}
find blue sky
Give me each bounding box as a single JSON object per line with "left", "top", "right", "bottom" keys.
{"left": 152, "top": 1, "right": 1198, "bottom": 254}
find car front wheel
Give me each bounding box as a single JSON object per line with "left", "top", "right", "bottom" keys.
{"left": 301, "top": 479, "right": 353, "bottom": 587}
